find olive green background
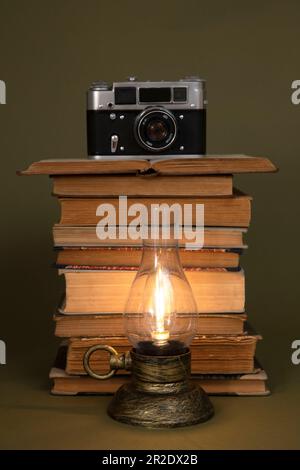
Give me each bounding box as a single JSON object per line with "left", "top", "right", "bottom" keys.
{"left": 0, "top": 0, "right": 300, "bottom": 449}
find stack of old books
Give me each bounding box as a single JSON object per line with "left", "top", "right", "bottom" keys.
{"left": 20, "top": 155, "right": 276, "bottom": 396}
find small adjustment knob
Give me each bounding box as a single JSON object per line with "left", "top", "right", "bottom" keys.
{"left": 90, "top": 81, "right": 110, "bottom": 90}
{"left": 181, "top": 76, "right": 203, "bottom": 82}
{"left": 111, "top": 135, "right": 119, "bottom": 153}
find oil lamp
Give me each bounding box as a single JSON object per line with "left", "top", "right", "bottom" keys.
{"left": 83, "top": 239, "right": 214, "bottom": 428}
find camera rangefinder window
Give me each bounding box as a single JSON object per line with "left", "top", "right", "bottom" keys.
{"left": 139, "top": 88, "right": 171, "bottom": 103}
{"left": 135, "top": 108, "right": 177, "bottom": 151}
{"left": 173, "top": 87, "right": 187, "bottom": 102}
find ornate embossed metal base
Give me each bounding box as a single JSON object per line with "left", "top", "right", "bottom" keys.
{"left": 107, "top": 349, "right": 214, "bottom": 428}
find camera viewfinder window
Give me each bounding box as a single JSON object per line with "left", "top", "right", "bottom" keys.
{"left": 115, "top": 87, "right": 136, "bottom": 105}
{"left": 139, "top": 88, "right": 171, "bottom": 103}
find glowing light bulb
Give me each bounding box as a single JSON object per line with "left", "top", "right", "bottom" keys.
{"left": 150, "top": 264, "right": 172, "bottom": 345}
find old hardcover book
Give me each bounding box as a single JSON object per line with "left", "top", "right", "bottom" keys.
{"left": 52, "top": 174, "right": 233, "bottom": 197}
{"left": 60, "top": 267, "right": 245, "bottom": 314}
{"left": 50, "top": 346, "right": 269, "bottom": 396}
{"left": 19, "top": 155, "right": 277, "bottom": 176}
{"left": 54, "top": 311, "right": 247, "bottom": 337}
{"left": 57, "top": 190, "right": 252, "bottom": 227}
{"left": 53, "top": 226, "right": 247, "bottom": 249}
{"left": 56, "top": 247, "right": 241, "bottom": 269}
{"left": 65, "top": 331, "right": 261, "bottom": 375}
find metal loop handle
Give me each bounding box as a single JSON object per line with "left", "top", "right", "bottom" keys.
{"left": 83, "top": 344, "right": 119, "bottom": 380}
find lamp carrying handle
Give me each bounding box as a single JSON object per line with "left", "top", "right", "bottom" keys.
{"left": 83, "top": 344, "right": 131, "bottom": 380}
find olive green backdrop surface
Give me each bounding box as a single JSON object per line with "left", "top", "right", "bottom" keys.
{"left": 0, "top": 0, "right": 300, "bottom": 449}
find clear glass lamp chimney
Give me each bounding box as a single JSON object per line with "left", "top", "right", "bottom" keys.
{"left": 124, "top": 240, "right": 198, "bottom": 355}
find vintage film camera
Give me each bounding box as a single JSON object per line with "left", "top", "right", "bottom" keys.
{"left": 87, "top": 77, "right": 206, "bottom": 159}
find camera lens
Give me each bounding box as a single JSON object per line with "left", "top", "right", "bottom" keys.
{"left": 135, "top": 107, "right": 177, "bottom": 151}
{"left": 146, "top": 120, "right": 168, "bottom": 142}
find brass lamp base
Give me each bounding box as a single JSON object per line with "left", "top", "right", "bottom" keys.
{"left": 108, "top": 349, "right": 214, "bottom": 428}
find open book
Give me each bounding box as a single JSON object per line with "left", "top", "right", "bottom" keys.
{"left": 18, "top": 154, "right": 277, "bottom": 176}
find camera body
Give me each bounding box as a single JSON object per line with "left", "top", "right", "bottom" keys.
{"left": 87, "top": 77, "right": 206, "bottom": 159}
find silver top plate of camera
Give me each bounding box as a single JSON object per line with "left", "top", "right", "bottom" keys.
{"left": 87, "top": 77, "right": 206, "bottom": 111}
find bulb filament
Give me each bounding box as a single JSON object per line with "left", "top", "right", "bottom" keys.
{"left": 151, "top": 265, "right": 171, "bottom": 346}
